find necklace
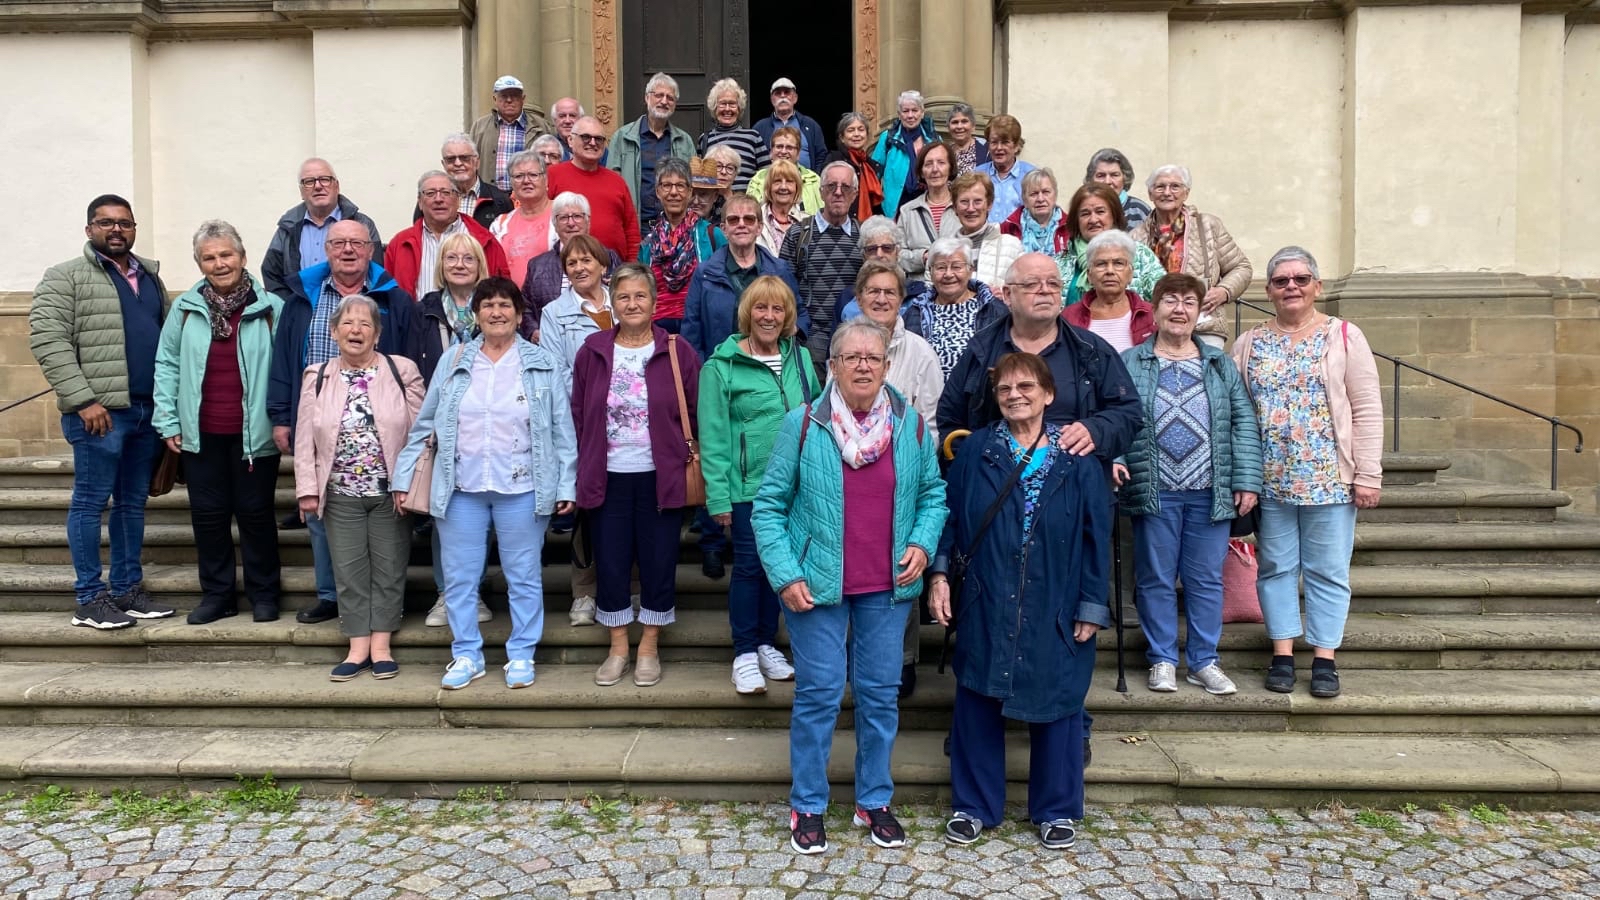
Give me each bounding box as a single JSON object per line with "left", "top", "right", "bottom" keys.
{"left": 1154, "top": 340, "right": 1198, "bottom": 360}
{"left": 1271, "top": 314, "right": 1321, "bottom": 336}
{"left": 615, "top": 331, "right": 653, "bottom": 348}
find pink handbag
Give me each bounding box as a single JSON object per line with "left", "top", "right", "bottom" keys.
{"left": 1221, "top": 538, "right": 1263, "bottom": 624}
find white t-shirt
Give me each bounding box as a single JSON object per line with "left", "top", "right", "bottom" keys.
{"left": 1088, "top": 311, "right": 1135, "bottom": 353}
{"left": 605, "top": 342, "right": 655, "bottom": 473}
{"left": 752, "top": 352, "right": 783, "bottom": 378}
{"left": 454, "top": 349, "right": 534, "bottom": 494}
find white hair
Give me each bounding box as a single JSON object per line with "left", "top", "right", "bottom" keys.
{"left": 858, "top": 215, "right": 898, "bottom": 248}
{"left": 1085, "top": 229, "right": 1138, "bottom": 264}
{"left": 645, "top": 72, "right": 679, "bottom": 99}
{"left": 417, "top": 170, "right": 455, "bottom": 194}
{"left": 706, "top": 78, "right": 747, "bottom": 113}
{"left": 192, "top": 219, "right": 245, "bottom": 261}
{"left": 551, "top": 192, "right": 591, "bottom": 217}
{"left": 532, "top": 134, "right": 563, "bottom": 154}
{"left": 1267, "top": 246, "right": 1321, "bottom": 281}
{"left": 820, "top": 160, "right": 858, "bottom": 189}
{"left": 440, "top": 133, "right": 476, "bottom": 155}
{"left": 927, "top": 236, "right": 972, "bottom": 267}
{"left": 897, "top": 90, "right": 925, "bottom": 110}
{"left": 1146, "top": 164, "right": 1192, "bottom": 191}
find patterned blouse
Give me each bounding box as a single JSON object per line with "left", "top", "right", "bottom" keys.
{"left": 925, "top": 294, "right": 989, "bottom": 375}
{"left": 1247, "top": 329, "right": 1351, "bottom": 505}
{"left": 328, "top": 367, "right": 388, "bottom": 498}
{"left": 1154, "top": 357, "right": 1213, "bottom": 492}
{"left": 1000, "top": 422, "right": 1061, "bottom": 539}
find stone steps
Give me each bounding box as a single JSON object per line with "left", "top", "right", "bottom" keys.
{"left": 1, "top": 724, "right": 1594, "bottom": 808}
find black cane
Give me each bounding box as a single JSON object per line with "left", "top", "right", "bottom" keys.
{"left": 1112, "top": 506, "right": 1128, "bottom": 694}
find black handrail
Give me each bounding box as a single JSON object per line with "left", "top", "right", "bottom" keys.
{"left": 1235, "top": 298, "right": 1584, "bottom": 490}
{"left": 0, "top": 389, "right": 50, "bottom": 417}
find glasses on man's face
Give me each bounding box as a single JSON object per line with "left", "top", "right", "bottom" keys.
{"left": 299, "top": 176, "right": 335, "bottom": 188}
{"left": 327, "top": 239, "right": 369, "bottom": 250}
{"left": 538, "top": 151, "right": 563, "bottom": 163}
{"left": 91, "top": 218, "right": 136, "bottom": 231}
{"left": 1269, "top": 274, "right": 1316, "bottom": 289}
{"left": 442, "top": 154, "right": 477, "bottom": 165}
{"left": 573, "top": 133, "right": 606, "bottom": 145}
{"left": 773, "top": 143, "right": 798, "bottom": 156}
{"left": 420, "top": 188, "right": 458, "bottom": 200}
{"left": 723, "top": 214, "right": 759, "bottom": 226}
{"left": 822, "top": 182, "right": 853, "bottom": 195}
{"left": 1008, "top": 278, "right": 1064, "bottom": 295}
{"left": 837, "top": 353, "right": 886, "bottom": 369}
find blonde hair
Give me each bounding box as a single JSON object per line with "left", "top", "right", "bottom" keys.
{"left": 434, "top": 232, "right": 487, "bottom": 291}
{"left": 736, "top": 275, "right": 799, "bottom": 338}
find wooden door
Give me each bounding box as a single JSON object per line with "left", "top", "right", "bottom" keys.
{"left": 622, "top": 0, "right": 749, "bottom": 138}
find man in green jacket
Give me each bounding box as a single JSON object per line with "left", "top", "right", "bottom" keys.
{"left": 30, "top": 194, "right": 177, "bottom": 630}
{"left": 606, "top": 72, "right": 696, "bottom": 231}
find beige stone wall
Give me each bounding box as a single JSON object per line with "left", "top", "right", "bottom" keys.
{"left": 1563, "top": 24, "right": 1600, "bottom": 277}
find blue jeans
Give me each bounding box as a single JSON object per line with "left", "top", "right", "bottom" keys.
{"left": 431, "top": 519, "right": 490, "bottom": 593}
{"left": 591, "top": 471, "right": 680, "bottom": 627}
{"left": 784, "top": 590, "right": 910, "bottom": 813}
{"left": 436, "top": 490, "right": 548, "bottom": 664}
{"left": 305, "top": 513, "right": 337, "bottom": 603}
{"left": 727, "top": 502, "right": 779, "bottom": 655}
{"left": 62, "top": 401, "right": 159, "bottom": 602}
{"left": 950, "top": 684, "right": 1085, "bottom": 825}
{"left": 1132, "top": 490, "right": 1230, "bottom": 670}
{"left": 1256, "top": 498, "right": 1357, "bottom": 650}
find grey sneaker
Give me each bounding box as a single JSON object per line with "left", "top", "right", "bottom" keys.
{"left": 71, "top": 593, "right": 135, "bottom": 630}
{"left": 112, "top": 586, "right": 175, "bottom": 619}
{"left": 1186, "top": 663, "right": 1238, "bottom": 695}
{"left": 1147, "top": 662, "right": 1178, "bottom": 692}
{"left": 1039, "top": 819, "right": 1076, "bottom": 850}
{"left": 425, "top": 594, "right": 449, "bottom": 627}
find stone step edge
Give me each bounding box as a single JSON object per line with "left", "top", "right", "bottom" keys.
{"left": 2, "top": 726, "right": 1593, "bottom": 805}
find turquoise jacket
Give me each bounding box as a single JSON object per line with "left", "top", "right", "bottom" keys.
{"left": 751, "top": 385, "right": 947, "bottom": 606}
{"left": 151, "top": 276, "right": 283, "bottom": 462}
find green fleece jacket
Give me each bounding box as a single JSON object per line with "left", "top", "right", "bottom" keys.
{"left": 697, "top": 334, "right": 817, "bottom": 516}
{"left": 151, "top": 277, "right": 283, "bottom": 461}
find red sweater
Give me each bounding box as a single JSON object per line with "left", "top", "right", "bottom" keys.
{"left": 546, "top": 161, "right": 642, "bottom": 261}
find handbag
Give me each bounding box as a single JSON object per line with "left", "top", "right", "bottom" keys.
{"left": 399, "top": 344, "right": 468, "bottom": 517}
{"left": 666, "top": 335, "right": 706, "bottom": 507}
{"left": 1230, "top": 504, "right": 1261, "bottom": 538}
{"left": 1221, "top": 538, "right": 1263, "bottom": 624}
{"left": 149, "top": 443, "right": 184, "bottom": 497}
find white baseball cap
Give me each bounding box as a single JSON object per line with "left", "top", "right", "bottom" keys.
{"left": 770, "top": 77, "right": 797, "bottom": 93}
{"left": 493, "top": 75, "right": 525, "bottom": 93}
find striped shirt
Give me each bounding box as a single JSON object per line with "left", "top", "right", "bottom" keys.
{"left": 699, "top": 127, "right": 770, "bottom": 192}
{"left": 780, "top": 215, "right": 862, "bottom": 356}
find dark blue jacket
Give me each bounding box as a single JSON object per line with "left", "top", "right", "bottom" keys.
{"left": 267, "top": 261, "right": 415, "bottom": 436}
{"left": 934, "top": 423, "right": 1112, "bottom": 722}
{"left": 681, "top": 245, "right": 806, "bottom": 360}
{"left": 753, "top": 112, "right": 829, "bottom": 173}
{"left": 261, "top": 196, "right": 384, "bottom": 304}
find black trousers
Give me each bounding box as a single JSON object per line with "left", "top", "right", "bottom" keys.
{"left": 184, "top": 433, "right": 281, "bottom": 608}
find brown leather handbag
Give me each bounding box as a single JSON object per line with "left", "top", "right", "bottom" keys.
{"left": 666, "top": 335, "right": 706, "bottom": 507}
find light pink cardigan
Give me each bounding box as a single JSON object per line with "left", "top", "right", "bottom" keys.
{"left": 293, "top": 354, "right": 427, "bottom": 515}
{"left": 1232, "top": 316, "right": 1385, "bottom": 491}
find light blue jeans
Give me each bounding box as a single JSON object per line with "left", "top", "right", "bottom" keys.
{"left": 783, "top": 590, "right": 910, "bottom": 813}
{"left": 1132, "top": 489, "right": 1230, "bottom": 670}
{"left": 1256, "top": 498, "right": 1358, "bottom": 650}
{"left": 435, "top": 490, "right": 548, "bottom": 665}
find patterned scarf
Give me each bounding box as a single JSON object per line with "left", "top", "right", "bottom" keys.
{"left": 1150, "top": 207, "right": 1187, "bottom": 272}
{"left": 845, "top": 147, "right": 885, "bottom": 221}
{"left": 827, "top": 384, "right": 894, "bottom": 469}
{"left": 1020, "top": 207, "right": 1062, "bottom": 254}
{"left": 200, "top": 272, "right": 254, "bottom": 340}
{"left": 645, "top": 212, "right": 701, "bottom": 294}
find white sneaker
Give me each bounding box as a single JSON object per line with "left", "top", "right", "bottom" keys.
{"left": 425, "top": 594, "right": 448, "bottom": 627}
{"left": 1186, "top": 663, "right": 1238, "bottom": 696}
{"left": 1148, "top": 662, "right": 1178, "bottom": 692}
{"left": 756, "top": 644, "right": 794, "bottom": 681}
{"left": 476, "top": 599, "right": 493, "bottom": 623}
{"left": 569, "top": 595, "right": 596, "bottom": 627}
{"left": 732, "top": 652, "right": 766, "bottom": 694}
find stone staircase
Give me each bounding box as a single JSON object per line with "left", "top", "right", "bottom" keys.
{"left": 0, "top": 453, "right": 1596, "bottom": 808}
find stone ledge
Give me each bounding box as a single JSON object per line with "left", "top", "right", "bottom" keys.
{"left": 996, "top": 0, "right": 1593, "bottom": 23}
{"left": 0, "top": 0, "right": 475, "bottom": 38}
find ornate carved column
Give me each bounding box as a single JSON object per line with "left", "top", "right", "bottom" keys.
{"left": 592, "top": 0, "right": 619, "bottom": 127}
{"left": 857, "top": 0, "right": 882, "bottom": 126}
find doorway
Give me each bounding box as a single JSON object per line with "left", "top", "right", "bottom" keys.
{"left": 747, "top": 0, "right": 854, "bottom": 155}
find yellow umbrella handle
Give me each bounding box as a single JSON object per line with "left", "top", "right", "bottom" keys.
{"left": 941, "top": 429, "right": 971, "bottom": 462}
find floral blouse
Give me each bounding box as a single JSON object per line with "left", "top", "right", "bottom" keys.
{"left": 329, "top": 367, "right": 388, "bottom": 498}
{"left": 1247, "top": 329, "right": 1351, "bottom": 505}
{"left": 1000, "top": 422, "right": 1061, "bottom": 539}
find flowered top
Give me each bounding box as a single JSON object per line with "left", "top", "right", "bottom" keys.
{"left": 1000, "top": 422, "right": 1061, "bottom": 538}
{"left": 1247, "top": 329, "right": 1350, "bottom": 505}
{"left": 329, "top": 366, "right": 388, "bottom": 498}
{"left": 925, "top": 294, "right": 988, "bottom": 374}
{"left": 605, "top": 342, "right": 654, "bottom": 473}
{"left": 1154, "top": 357, "right": 1212, "bottom": 492}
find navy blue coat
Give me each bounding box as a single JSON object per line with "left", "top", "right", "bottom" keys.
{"left": 681, "top": 245, "right": 807, "bottom": 361}
{"left": 935, "top": 424, "right": 1113, "bottom": 722}
{"left": 753, "top": 112, "right": 830, "bottom": 173}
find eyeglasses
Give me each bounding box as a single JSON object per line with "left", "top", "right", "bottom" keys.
{"left": 723, "top": 214, "right": 759, "bottom": 226}
{"left": 327, "top": 239, "right": 370, "bottom": 250}
{"left": 714, "top": 163, "right": 738, "bottom": 174}
{"left": 1007, "top": 278, "right": 1064, "bottom": 295}
{"left": 1150, "top": 182, "right": 1187, "bottom": 194}
{"left": 538, "top": 151, "right": 563, "bottom": 163}
{"left": 1158, "top": 294, "right": 1201, "bottom": 309}
{"left": 298, "top": 176, "right": 335, "bottom": 188}
{"left": 861, "top": 287, "right": 900, "bottom": 299}
{"left": 995, "top": 381, "right": 1041, "bottom": 397}
{"left": 90, "top": 218, "right": 136, "bottom": 230}
{"left": 442, "top": 254, "right": 477, "bottom": 266}
{"left": 555, "top": 213, "right": 588, "bottom": 222}
{"left": 1269, "top": 274, "right": 1316, "bottom": 289}
{"left": 647, "top": 91, "right": 677, "bottom": 102}
{"left": 573, "top": 133, "right": 606, "bottom": 145}
{"left": 442, "top": 154, "right": 477, "bottom": 165}
{"left": 822, "top": 182, "right": 854, "bottom": 195}
{"left": 932, "top": 263, "right": 969, "bottom": 275}
{"left": 420, "top": 188, "right": 459, "bottom": 200}
{"left": 510, "top": 171, "right": 545, "bottom": 181}
{"left": 658, "top": 182, "right": 689, "bottom": 194}
{"left": 863, "top": 243, "right": 897, "bottom": 255}
{"left": 837, "top": 353, "right": 886, "bottom": 369}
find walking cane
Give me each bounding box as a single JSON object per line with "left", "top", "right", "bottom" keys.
{"left": 1111, "top": 511, "right": 1128, "bottom": 694}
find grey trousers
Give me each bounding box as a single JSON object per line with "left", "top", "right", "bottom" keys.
{"left": 324, "top": 492, "right": 411, "bottom": 638}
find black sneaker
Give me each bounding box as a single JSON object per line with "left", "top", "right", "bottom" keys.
{"left": 71, "top": 593, "right": 135, "bottom": 630}
{"left": 1309, "top": 666, "right": 1341, "bottom": 698}
{"left": 1039, "top": 819, "right": 1076, "bottom": 850}
{"left": 113, "top": 586, "right": 175, "bottom": 619}
{"left": 899, "top": 662, "right": 917, "bottom": 699}
{"left": 296, "top": 600, "right": 339, "bottom": 624}
{"left": 701, "top": 551, "right": 726, "bottom": 580}
{"left": 853, "top": 806, "right": 906, "bottom": 849}
{"left": 789, "top": 810, "right": 827, "bottom": 855}
{"left": 945, "top": 812, "right": 982, "bottom": 845}
{"left": 187, "top": 599, "right": 237, "bottom": 625}
{"left": 1265, "top": 661, "right": 1296, "bottom": 693}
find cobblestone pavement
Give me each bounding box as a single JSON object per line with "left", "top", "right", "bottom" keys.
{"left": 2, "top": 788, "right": 1598, "bottom": 899}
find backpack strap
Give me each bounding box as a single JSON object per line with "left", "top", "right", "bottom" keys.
{"left": 796, "top": 402, "right": 812, "bottom": 459}
{"left": 380, "top": 352, "right": 403, "bottom": 388}
{"left": 314, "top": 360, "right": 331, "bottom": 397}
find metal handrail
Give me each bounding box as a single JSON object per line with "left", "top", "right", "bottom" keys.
{"left": 1234, "top": 298, "right": 1584, "bottom": 490}
{"left": 0, "top": 389, "right": 50, "bottom": 417}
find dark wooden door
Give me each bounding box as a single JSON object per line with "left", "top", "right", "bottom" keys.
{"left": 622, "top": 0, "right": 749, "bottom": 138}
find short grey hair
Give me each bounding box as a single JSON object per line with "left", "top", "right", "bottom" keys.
{"left": 1020, "top": 167, "right": 1057, "bottom": 195}
{"left": 531, "top": 134, "right": 563, "bottom": 155}
{"left": 1085, "top": 148, "right": 1135, "bottom": 186}
{"left": 1085, "top": 229, "right": 1138, "bottom": 265}
{"left": 506, "top": 149, "right": 545, "bottom": 176}
{"left": 1146, "top": 164, "right": 1192, "bottom": 191}
{"left": 330, "top": 294, "right": 383, "bottom": 338}
{"left": 704, "top": 144, "right": 740, "bottom": 168}
{"left": 859, "top": 215, "right": 898, "bottom": 249}
{"left": 550, "top": 98, "right": 584, "bottom": 115}
{"left": 645, "top": 72, "right": 679, "bottom": 99}
{"left": 707, "top": 78, "right": 747, "bottom": 113}
{"left": 897, "top": 90, "right": 925, "bottom": 111}
{"left": 657, "top": 156, "right": 692, "bottom": 184}
{"left": 298, "top": 157, "right": 335, "bottom": 180}
{"left": 1267, "top": 246, "right": 1321, "bottom": 282}
{"left": 417, "top": 170, "right": 456, "bottom": 194}
{"left": 723, "top": 193, "right": 761, "bottom": 221}
{"left": 440, "top": 133, "right": 476, "bottom": 155}
{"left": 947, "top": 102, "right": 976, "bottom": 125}
{"left": 829, "top": 318, "right": 890, "bottom": 359}
{"left": 820, "top": 160, "right": 858, "bottom": 189}
{"left": 927, "top": 236, "right": 972, "bottom": 267}
{"left": 835, "top": 112, "right": 870, "bottom": 142}
{"left": 192, "top": 219, "right": 246, "bottom": 261}
{"left": 551, "top": 192, "right": 591, "bottom": 217}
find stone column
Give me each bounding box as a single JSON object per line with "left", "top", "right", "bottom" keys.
{"left": 474, "top": 0, "right": 543, "bottom": 120}
{"left": 539, "top": 0, "right": 595, "bottom": 118}
{"left": 961, "top": 0, "right": 994, "bottom": 112}
{"left": 877, "top": 0, "right": 922, "bottom": 126}
{"left": 919, "top": 0, "right": 964, "bottom": 99}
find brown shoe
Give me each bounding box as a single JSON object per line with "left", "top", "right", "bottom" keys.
{"left": 595, "top": 654, "right": 630, "bottom": 686}
{"left": 634, "top": 654, "right": 662, "bottom": 687}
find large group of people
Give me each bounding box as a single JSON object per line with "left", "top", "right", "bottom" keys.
{"left": 29, "top": 71, "right": 1384, "bottom": 856}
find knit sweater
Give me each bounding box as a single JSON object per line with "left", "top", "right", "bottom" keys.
{"left": 778, "top": 216, "right": 863, "bottom": 356}
{"left": 698, "top": 126, "right": 770, "bottom": 192}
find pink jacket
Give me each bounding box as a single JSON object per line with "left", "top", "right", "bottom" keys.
{"left": 1232, "top": 316, "right": 1384, "bottom": 490}
{"left": 293, "top": 354, "right": 427, "bottom": 515}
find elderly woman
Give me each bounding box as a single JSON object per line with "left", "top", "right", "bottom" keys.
{"left": 294, "top": 295, "right": 425, "bottom": 679}
{"left": 1131, "top": 165, "right": 1253, "bottom": 348}
{"left": 753, "top": 318, "right": 946, "bottom": 854}
{"left": 698, "top": 78, "right": 768, "bottom": 192}
{"left": 950, "top": 172, "right": 1023, "bottom": 292}
{"left": 1063, "top": 230, "right": 1157, "bottom": 353}
{"left": 488, "top": 150, "right": 553, "bottom": 288}
{"left": 519, "top": 192, "right": 622, "bottom": 336}
{"left": 929, "top": 352, "right": 1111, "bottom": 851}
{"left": 152, "top": 219, "right": 281, "bottom": 625}
{"left": 1232, "top": 247, "right": 1382, "bottom": 699}
{"left": 945, "top": 102, "right": 989, "bottom": 175}
{"left": 870, "top": 90, "right": 938, "bottom": 218}
{"left": 684, "top": 194, "right": 804, "bottom": 361}
{"left": 700, "top": 276, "right": 816, "bottom": 695}
{"left": 974, "top": 115, "right": 1036, "bottom": 224}
{"left": 754, "top": 159, "right": 813, "bottom": 253}
{"left": 833, "top": 216, "right": 921, "bottom": 323}
{"left": 639, "top": 156, "right": 726, "bottom": 334}
{"left": 532, "top": 133, "right": 564, "bottom": 168}
{"left": 1085, "top": 148, "right": 1153, "bottom": 231}
{"left": 902, "top": 238, "right": 1006, "bottom": 375}
{"left": 746, "top": 128, "right": 823, "bottom": 219}
{"left": 1001, "top": 168, "right": 1071, "bottom": 256}
{"left": 825, "top": 112, "right": 884, "bottom": 220}
{"left": 1114, "top": 273, "right": 1261, "bottom": 695}
{"left": 392, "top": 277, "right": 578, "bottom": 690}
{"left": 571, "top": 264, "right": 702, "bottom": 687}
{"left": 896, "top": 141, "right": 960, "bottom": 281}
{"left": 1060, "top": 183, "right": 1165, "bottom": 307}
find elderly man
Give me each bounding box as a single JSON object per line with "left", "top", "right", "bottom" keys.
{"left": 547, "top": 116, "right": 641, "bottom": 260}
{"left": 412, "top": 134, "right": 513, "bottom": 230}
{"left": 753, "top": 78, "right": 829, "bottom": 173}
{"left": 387, "top": 171, "right": 511, "bottom": 299}
{"left": 607, "top": 72, "right": 695, "bottom": 229}
{"left": 744, "top": 127, "right": 823, "bottom": 215}
{"left": 489, "top": 150, "right": 554, "bottom": 288}
{"left": 30, "top": 194, "right": 177, "bottom": 629}
{"left": 269, "top": 218, "right": 417, "bottom": 624}
{"left": 518, "top": 192, "right": 624, "bottom": 337}
{"left": 469, "top": 74, "right": 550, "bottom": 191}
{"left": 263, "top": 158, "right": 383, "bottom": 303}
{"left": 779, "top": 160, "right": 865, "bottom": 366}
{"left": 550, "top": 97, "right": 584, "bottom": 160}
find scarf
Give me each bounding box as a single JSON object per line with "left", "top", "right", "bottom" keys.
{"left": 1020, "top": 207, "right": 1062, "bottom": 254}
{"left": 872, "top": 121, "right": 936, "bottom": 216}
{"left": 1065, "top": 236, "right": 1092, "bottom": 306}
{"left": 1150, "top": 207, "right": 1187, "bottom": 272}
{"left": 645, "top": 212, "right": 701, "bottom": 294}
{"left": 200, "top": 273, "right": 253, "bottom": 340}
{"left": 845, "top": 147, "right": 885, "bottom": 222}
{"left": 827, "top": 384, "right": 894, "bottom": 469}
